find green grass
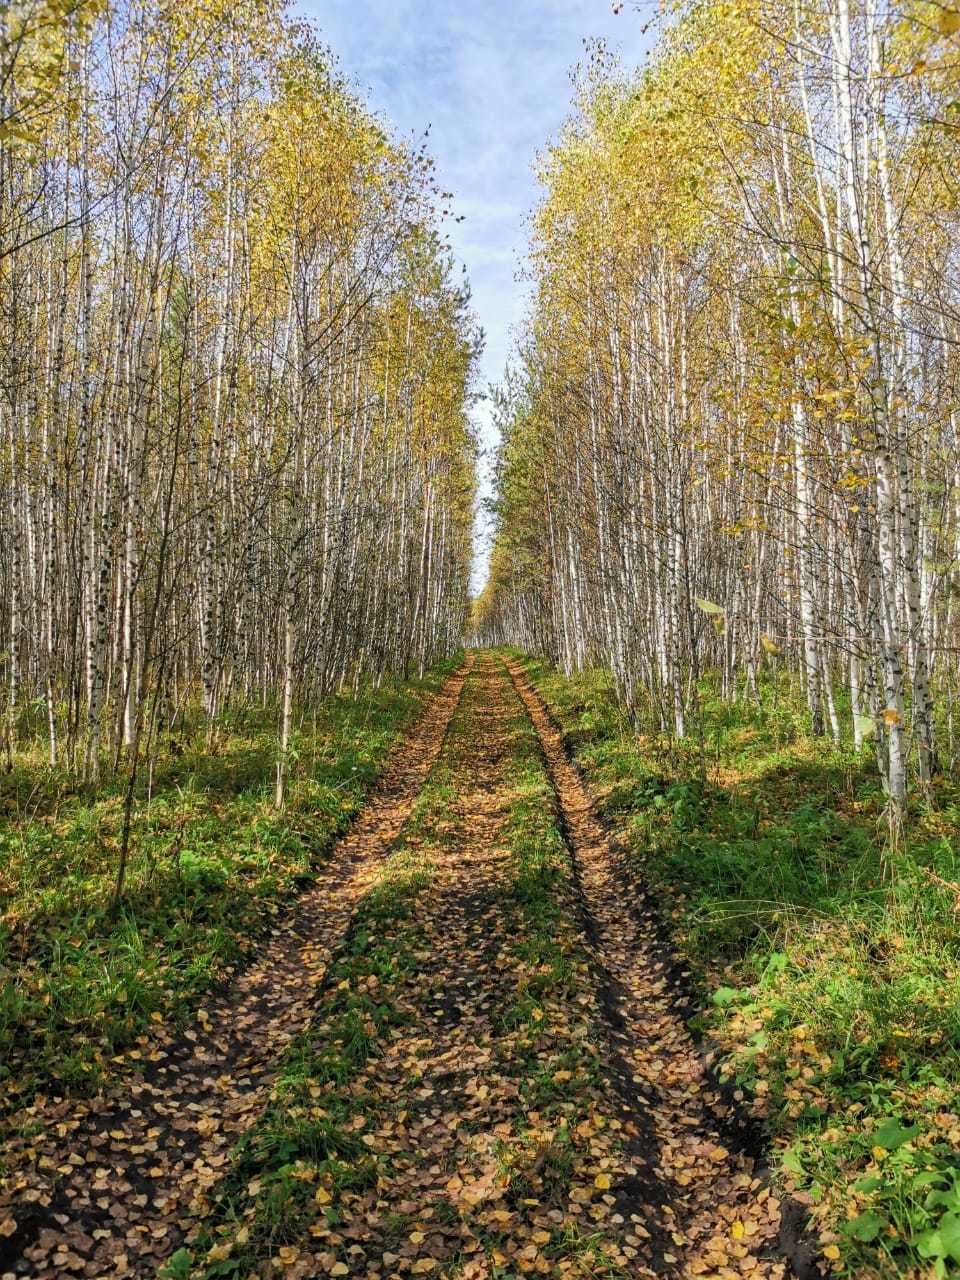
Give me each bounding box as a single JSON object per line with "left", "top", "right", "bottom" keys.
{"left": 0, "top": 657, "right": 460, "bottom": 1114}
{"left": 515, "top": 652, "right": 960, "bottom": 1278}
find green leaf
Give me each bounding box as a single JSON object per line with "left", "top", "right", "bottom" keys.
{"left": 843, "top": 1211, "right": 883, "bottom": 1243}
{"left": 872, "top": 1118, "right": 920, "bottom": 1151}
{"left": 695, "top": 598, "right": 725, "bottom": 615}
{"left": 159, "top": 1250, "right": 194, "bottom": 1280}
{"left": 911, "top": 1171, "right": 948, "bottom": 1192}
{"left": 918, "top": 1213, "right": 960, "bottom": 1264}
{"left": 711, "top": 985, "right": 738, "bottom": 1007}
{"left": 854, "top": 1176, "right": 885, "bottom": 1193}
{"left": 927, "top": 1187, "right": 960, "bottom": 1212}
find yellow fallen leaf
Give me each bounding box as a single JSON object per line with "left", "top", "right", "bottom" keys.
{"left": 330, "top": 1264, "right": 349, "bottom": 1277}
{"left": 731, "top": 1220, "right": 745, "bottom": 1240}
{"left": 823, "top": 1244, "right": 841, "bottom": 1261}
{"left": 594, "top": 1173, "right": 612, "bottom": 1190}
{"left": 206, "top": 1242, "right": 232, "bottom": 1262}
{"left": 409, "top": 1230, "right": 426, "bottom": 1244}
{"left": 412, "top": 1262, "right": 438, "bottom": 1274}
{"left": 278, "top": 1246, "right": 299, "bottom": 1265}
{"left": 315, "top": 1186, "right": 332, "bottom": 1204}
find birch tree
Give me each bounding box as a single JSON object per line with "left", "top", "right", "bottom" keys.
{"left": 478, "top": 0, "right": 960, "bottom": 826}
{"left": 0, "top": 0, "right": 478, "bottom": 798}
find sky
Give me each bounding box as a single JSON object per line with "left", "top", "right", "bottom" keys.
{"left": 296, "top": 0, "right": 655, "bottom": 589}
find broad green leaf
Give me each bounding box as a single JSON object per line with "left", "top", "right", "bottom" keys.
{"left": 872, "top": 1118, "right": 920, "bottom": 1151}
{"left": 711, "top": 985, "right": 738, "bottom": 1007}
{"left": 843, "top": 1211, "right": 883, "bottom": 1243}
{"left": 854, "top": 1176, "right": 885, "bottom": 1193}
{"left": 918, "top": 1213, "right": 960, "bottom": 1264}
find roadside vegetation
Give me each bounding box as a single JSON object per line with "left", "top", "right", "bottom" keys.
{"left": 518, "top": 653, "right": 960, "bottom": 1278}
{"left": 0, "top": 661, "right": 457, "bottom": 1121}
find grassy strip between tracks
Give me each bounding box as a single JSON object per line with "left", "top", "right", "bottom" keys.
{"left": 467, "top": 688, "right": 634, "bottom": 1278}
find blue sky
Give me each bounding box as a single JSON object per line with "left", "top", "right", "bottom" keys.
{"left": 296, "top": 0, "right": 655, "bottom": 586}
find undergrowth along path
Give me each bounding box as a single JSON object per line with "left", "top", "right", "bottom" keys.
{"left": 0, "top": 660, "right": 472, "bottom": 1279}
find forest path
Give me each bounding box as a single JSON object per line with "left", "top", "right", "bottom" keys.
{"left": 0, "top": 661, "right": 473, "bottom": 1279}
{"left": 2, "top": 654, "right": 799, "bottom": 1279}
